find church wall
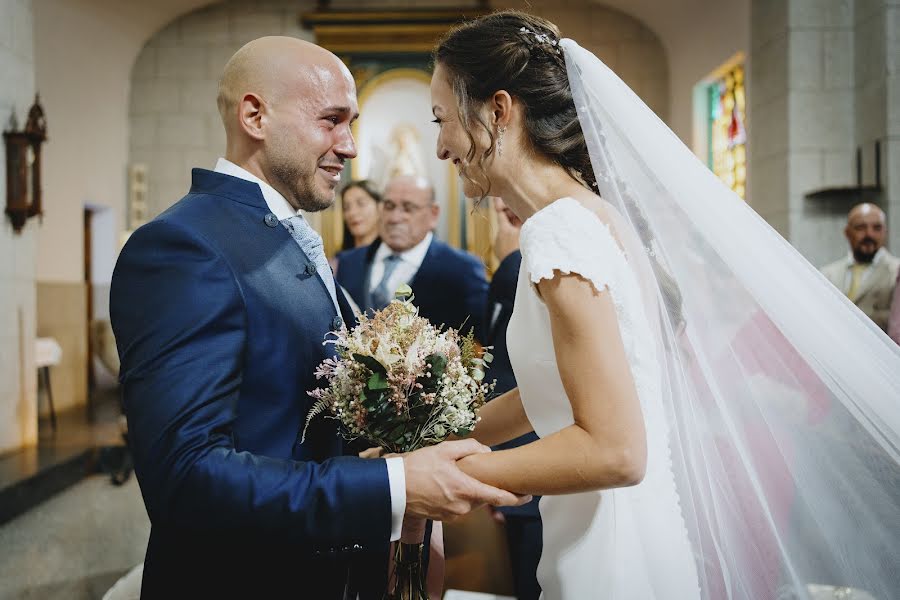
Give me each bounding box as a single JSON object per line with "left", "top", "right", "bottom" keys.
{"left": 749, "top": 0, "right": 791, "bottom": 238}
{"left": 649, "top": 0, "right": 749, "bottom": 156}
{"left": 889, "top": 4, "right": 900, "bottom": 251}
{"left": 493, "top": 0, "right": 669, "bottom": 121}
{"left": 30, "top": 0, "right": 214, "bottom": 417}
{"left": 786, "top": 0, "right": 855, "bottom": 269}
{"left": 129, "top": 0, "right": 318, "bottom": 221}
{"left": 750, "top": 0, "right": 898, "bottom": 268}
{"left": 0, "top": 0, "right": 38, "bottom": 453}
{"left": 865, "top": 2, "right": 900, "bottom": 260}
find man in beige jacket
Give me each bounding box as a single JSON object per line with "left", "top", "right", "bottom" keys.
{"left": 889, "top": 273, "right": 900, "bottom": 344}
{"left": 821, "top": 203, "right": 900, "bottom": 332}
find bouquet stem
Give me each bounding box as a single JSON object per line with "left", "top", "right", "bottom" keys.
{"left": 386, "top": 542, "right": 428, "bottom": 600}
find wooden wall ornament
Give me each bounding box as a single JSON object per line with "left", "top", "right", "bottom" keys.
{"left": 4, "top": 94, "right": 47, "bottom": 234}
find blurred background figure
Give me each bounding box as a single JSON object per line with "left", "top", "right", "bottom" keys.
{"left": 888, "top": 272, "right": 900, "bottom": 345}
{"left": 485, "top": 198, "right": 542, "bottom": 600}
{"left": 821, "top": 203, "right": 899, "bottom": 332}
{"left": 336, "top": 175, "right": 488, "bottom": 340}
{"left": 340, "top": 180, "right": 382, "bottom": 250}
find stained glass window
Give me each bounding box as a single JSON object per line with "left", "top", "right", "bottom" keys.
{"left": 707, "top": 64, "right": 747, "bottom": 199}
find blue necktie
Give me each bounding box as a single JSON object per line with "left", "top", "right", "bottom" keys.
{"left": 371, "top": 254, "right": 402, "bottom": 310}
{"left": 281, "top": 215, "right": 339, "bottom": 313}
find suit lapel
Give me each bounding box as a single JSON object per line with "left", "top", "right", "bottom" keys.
{"left": 336, "top": 286, "right": 357, "bottom": 328}
{"left": 360, "top": 241, "right": 381, "bottom": 311}
{"left": 408, "top": 238, "right": 438, "bottom": 291}
{"left": 200, "top": 168, "right": 339, "bottom": 316}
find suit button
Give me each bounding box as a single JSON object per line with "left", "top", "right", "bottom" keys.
{"left": 306, "top": 263, "right": 318, "bottom": 275}
{"left": 332, "top": 316, "right": 343, "bottom": 330}
{"left": 264, "top": 213, "right": 279, "bottom": 228}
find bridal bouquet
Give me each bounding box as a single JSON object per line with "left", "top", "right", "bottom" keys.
{"left": 304, "top": 285, "right": 494, "bottom": 600}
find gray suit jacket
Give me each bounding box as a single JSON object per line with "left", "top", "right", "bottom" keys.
{"left": 821, "top": 249, "right": 900, "bottom": 332}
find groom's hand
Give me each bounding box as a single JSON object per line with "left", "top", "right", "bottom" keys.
{"left": 402, "top": 439, "right": 530, "bottom": 521}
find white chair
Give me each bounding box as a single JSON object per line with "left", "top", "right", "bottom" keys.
{"left": 91, "top": 319, "right": 120, "bottom": 378}
{"left": 35, "top": 337, "right": 62, "bottom": 431}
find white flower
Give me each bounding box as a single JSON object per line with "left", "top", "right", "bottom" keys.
{"left": 405, "top": 339, "right": 422, "bottom": 372}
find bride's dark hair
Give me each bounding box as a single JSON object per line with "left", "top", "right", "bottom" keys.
{"left": 434, "top": 10, "right": 597, "bottom": 198}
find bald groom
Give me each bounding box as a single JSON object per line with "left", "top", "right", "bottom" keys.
{"left": 110, "top": 37, "right": 523, "bottom": 599}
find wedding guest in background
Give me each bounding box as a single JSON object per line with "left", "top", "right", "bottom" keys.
{"left": 336, "top": 174, "right": 488, "bottom": 340}
{"left": 331, "top": 179, "right": 381, "bottom": 275}
{"left": 341, "top": 180, "right": 382, "bottom": 250}
{"left": 821, "top": 203, "right": 900, "bottom": 332}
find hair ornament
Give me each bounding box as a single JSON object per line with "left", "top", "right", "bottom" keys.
{"left": 519, "top": 26, "right": 562, "bottom": 55}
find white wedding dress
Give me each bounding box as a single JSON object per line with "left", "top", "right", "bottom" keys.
{"left": 507, "top": 196, "right": 700, "bottom": 600}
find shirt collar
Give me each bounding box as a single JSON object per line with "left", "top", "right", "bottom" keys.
{"left": 214, "top": 158, "right": 299, "bottom": 221}
{"left": 374, "top": 231, "right": 434, "bottom": 267}
{"left": 845, "top": 247, "right": 886, "bottom": 268}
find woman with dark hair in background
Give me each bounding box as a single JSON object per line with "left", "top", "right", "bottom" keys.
{"left": 331, "top": 180, "right": 382, "bottom": 280}
{"left": 340, "top": 180, "right": 381, "bottom": 250}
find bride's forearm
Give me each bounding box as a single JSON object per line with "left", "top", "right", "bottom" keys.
{"left": 457, "top": 424, "right": 645, "bottom": 496}
{"left": 465, "top": 388, "right": 533, "bottom": 447}
{"left": 464, "top": 272, "right": 648, "bottom": 496}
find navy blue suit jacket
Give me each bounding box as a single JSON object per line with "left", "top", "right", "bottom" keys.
{"left": 110, "top": 170, "right": 392, "bottom": 598}
{"left": 335, "top": 238, "right": 488, "bottom": 342}
{"left": 486, "top": 250, "right": 541, "bottom": 519}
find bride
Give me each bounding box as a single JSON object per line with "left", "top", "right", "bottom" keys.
{"left": 430, "top": 10, "right": 900, "bottom": 599}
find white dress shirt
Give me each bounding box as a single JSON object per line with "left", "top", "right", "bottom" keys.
{"left": 368, "top": 232, "right": 434, "bottom": 295}
{"left": 214, "top": 158, "right": 406, "bottom": 542}
{"left": 838, "top": 247, "right": 887, "bottom": 295}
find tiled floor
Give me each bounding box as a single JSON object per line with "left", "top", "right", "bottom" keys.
{"left": 0, "top": 474, "right": 149, "bottom": 600}
{"left": 0, "top": 389, "right": 145, "bottom": 599}
{"left": 0, "top": 389, "right": 123, "bottom": 526}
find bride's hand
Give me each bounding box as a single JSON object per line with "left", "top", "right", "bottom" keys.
{"left": 359, "top": 447, "right": 386, "bottom": 459}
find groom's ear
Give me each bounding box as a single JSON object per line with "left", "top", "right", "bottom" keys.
{"left": 238, "top": 92, "right": 266, "bottom": 141}
{"left": 490, "top": 90, "right": 513, "bottom": 128}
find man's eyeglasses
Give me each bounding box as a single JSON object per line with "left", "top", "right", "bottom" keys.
{"left": 382, "top": 200, "right": 430, "bottom": 215}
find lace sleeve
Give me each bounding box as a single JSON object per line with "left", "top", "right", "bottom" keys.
{"left": 519, "top": 197, "right": 631, "bottom": 300}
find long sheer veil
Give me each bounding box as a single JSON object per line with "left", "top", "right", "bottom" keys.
{"left": 561, "top": 38, "right": 900, "bottom": 599}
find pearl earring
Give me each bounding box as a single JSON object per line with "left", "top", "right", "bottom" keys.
{"left": 497, "top": 126, "right": 506, "bottom": 157}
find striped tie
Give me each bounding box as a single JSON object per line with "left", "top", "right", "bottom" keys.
{"left": 846, "top": 263, "right": 866, "bottom": 302}
{"left": 371, "top": 254, "right": 402, "bottom": 310}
